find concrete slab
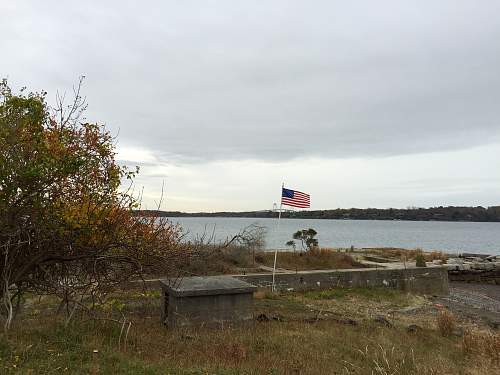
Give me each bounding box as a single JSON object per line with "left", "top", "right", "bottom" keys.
{"left": 160, "top": 276, "right": 256, "bottom": 297}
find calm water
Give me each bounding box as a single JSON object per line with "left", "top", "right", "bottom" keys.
{"left": 168, "top": 217, "right": 500, "bottom": 255}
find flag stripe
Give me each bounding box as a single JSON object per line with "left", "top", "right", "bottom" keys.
{"left": 282, "top": 198, "right": 309, "bottom": 204}
{"left": 282, "top": 203, "right": 309, "bottom": 208}
{"left": 282, "top": 201, "right": 310, "bottom": 208}
{"left": 282, "top": 197, "right": 310, "bottom": 203}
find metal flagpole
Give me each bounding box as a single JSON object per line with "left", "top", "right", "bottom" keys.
{"left": 272, "top": 183, "right": 284, "bottom": 292}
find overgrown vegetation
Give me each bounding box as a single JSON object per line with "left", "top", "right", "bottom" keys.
{"left": 180, "top": 244, "right": 260, "bottom": 276}
{"left": 462, "top": 328, "right": 500, "bottom": 364}
{"left": 256, "top": 248, "right": 364, "bottom": 271}
{"left": 415, "top": 253, "right": 427, "bottom": 267}
{"left": 2, "top": 80, "right": 498, "bottom": 374}
{"left": 437, "top": 309, "right": 456, "bottom": 336}
{"left": 178, "top": 224, "right": 267, "bottom": 275}
{"left": 0, "top": 286, "right": 498, "bottom": 374}
{"left": 361, "top": 248, "right": 448, "bottom": 262}
{"left": 0, "top": 80, "right": 189, "bottom": 330}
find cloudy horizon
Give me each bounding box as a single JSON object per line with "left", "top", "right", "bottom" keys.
{"left": 2, "top": 1, "right": 500, "bottom": 212}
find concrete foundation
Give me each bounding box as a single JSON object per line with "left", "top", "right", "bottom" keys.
{"left": 160, "top": 276, "right": 256, "bottom": 328}
{"left": 234, "top": 266, "right": 449, "bottom": 295}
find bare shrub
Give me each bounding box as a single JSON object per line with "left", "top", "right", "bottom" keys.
{"left": 177, "top": 224, "right": 266, "bottom": 275}
{"left": 228, "top": 224, "right": 266, "bottom": 266}
{"left": 228, "top": 224, "right": 266, "bottom": 249}
{"left": 436, "top": 309, "right": 455, "bottom": 336}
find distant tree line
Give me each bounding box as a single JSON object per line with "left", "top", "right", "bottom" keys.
{"left": 136, "top": 206, "right": 500, "bottom": 222}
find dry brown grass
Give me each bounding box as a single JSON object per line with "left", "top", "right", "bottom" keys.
{"left": 168, "top": 246, "right": 449, "bottom": 277}
{"left": 253, "top": 289, "right": 279, "bottom": 300}
{"left": 179, "top": 244, "right": 262, "bottom": 276}
{"left": 362, "top": 247, "right": 448, "bottom": 262}
{"left": 1, "top": 286, "right": 499, "bottom": 374}
{"left": 3, "top": 311, "right": 496, "bottom": 374}
{"left": 343, "top": 344, "right": 421, "bottom": 375}
{"left": 425, "top": 250, "right": 449, "bottom": 262}
{"left": 436, "top": 309, "right": 456, "bottom": 336}
{"left": 256, "top": 249, "right": 364, "bottom": 271}
{"left": 462, "top": 328, "right": 500, "bottom": 363}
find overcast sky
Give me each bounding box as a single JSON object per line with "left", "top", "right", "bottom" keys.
{"left": 2, "top": 1, "right": 500, "bottom": 211}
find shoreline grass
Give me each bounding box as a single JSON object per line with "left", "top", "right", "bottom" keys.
{"left": 256, "top": 249, "right": 365, "bottom": 271}
{"left": 180, "top": 246, "right": 365, "bottom": 276}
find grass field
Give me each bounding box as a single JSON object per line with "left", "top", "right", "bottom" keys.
{"left": 1, "top": 286, "right": 498, "bottom": 374}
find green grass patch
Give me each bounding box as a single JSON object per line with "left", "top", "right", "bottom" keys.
{"left": 303, "top": 287, "right": 401, "bottom": 301}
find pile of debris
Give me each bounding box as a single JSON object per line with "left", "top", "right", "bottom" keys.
{"left": 445, "top": 253, "right": 500, "bottom": 283}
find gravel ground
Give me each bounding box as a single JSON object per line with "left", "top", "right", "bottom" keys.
{"left": 437, "top": 282, "right": 500, "bottom": 328}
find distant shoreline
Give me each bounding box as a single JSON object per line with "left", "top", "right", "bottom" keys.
{"left": 135, "top": 206, "right": 500, "bottom": 222}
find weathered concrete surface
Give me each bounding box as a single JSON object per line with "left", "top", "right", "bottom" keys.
{"left": 163, "top": 275, "right": 256, "bottom": 297}
{"left": 160, "top": 276, "right": 256, "bottom": 328}
{"left": 234, "top": 266, "right": 449, "bottom": 295}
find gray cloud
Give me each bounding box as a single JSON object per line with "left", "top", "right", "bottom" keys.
{"left": 2, "top": 0, "right": 500, "bottom": 164}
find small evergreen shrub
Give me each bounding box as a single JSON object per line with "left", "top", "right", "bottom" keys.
{"left": 415, "top": 253, "right": 427, "bottom": 267}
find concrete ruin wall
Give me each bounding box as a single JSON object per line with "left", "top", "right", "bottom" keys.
{"left": 165, "top": 293, "right": 254, "bottom": 328}
{"left": 235, "top": 267, "right": 449, "bottom": 295}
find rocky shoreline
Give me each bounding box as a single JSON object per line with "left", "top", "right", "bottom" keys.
{"left": 444, "top": 254, "right": 500, "bottom": 283}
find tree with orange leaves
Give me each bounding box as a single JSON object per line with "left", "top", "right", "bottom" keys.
{"left": 0, "top": 78, "right": 186, "bottom": 330}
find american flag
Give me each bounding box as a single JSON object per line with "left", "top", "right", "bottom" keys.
{"left": 281, "top": 187, "right": 310, "bottom": 208}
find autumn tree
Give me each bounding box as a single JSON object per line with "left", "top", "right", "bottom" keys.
{"left": 0, "top": 79, "right": 187, "bottom": 329}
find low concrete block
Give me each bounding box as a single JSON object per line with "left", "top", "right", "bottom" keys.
{"left": 160, "top": 276, "right": 256, "bottom": 329}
